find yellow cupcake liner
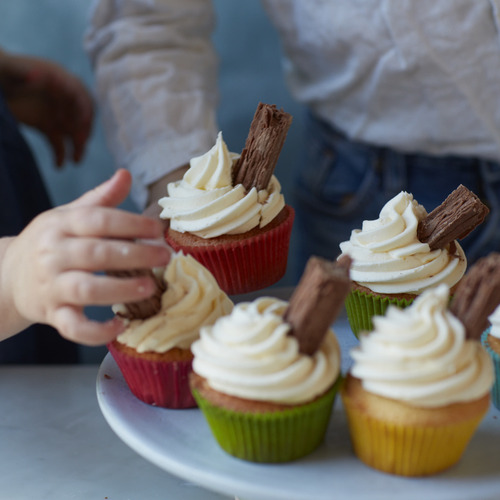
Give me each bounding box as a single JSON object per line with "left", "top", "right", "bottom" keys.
{"left": 192, "top": 379, "right": 340, "bottom": 463}
{"left": 342, "top": 392, "right": 487, "bottom": 476}
{"left": 344, "top": 288, "right": 413, "bottom": 338}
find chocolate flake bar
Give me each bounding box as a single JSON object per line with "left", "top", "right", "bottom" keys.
{"left": 284, "top": 255, "right": 352, "bottom": 355}
{"left": 449, "top": 253, "right": 500, "bottom": 340}
{"left": 107, "top": 269, "right": 166, "bottom": 320}
{"left": 417, "top": 184, "right": 489, "bottom": 250}
{"left": 232, "top": 102, "right": 293, "bottom": 191}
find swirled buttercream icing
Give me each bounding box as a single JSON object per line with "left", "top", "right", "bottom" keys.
{"left": 115, "top": 252, "right": 233, "bottom": 353}
{"left": 191, "top": 297, "right": 341, "bottom": 404}
{"left": 488, "top": 305, "right": 500, "bottom": 339}
{"left": 350, "top": 284, "right": 494, "bottom": 407}
{"left": 158, "top": 132, "right": 285, "bottom": 238}
{"left": 339, "top": 192, "right": 466, "bottom": 294}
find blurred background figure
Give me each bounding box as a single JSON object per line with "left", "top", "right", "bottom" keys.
{"left": 6, "top": 1, "right": 500, "bottom": 362}
{"left": 0, "top": 44, "right": 94, "bottom": 363}
{"left": 85, "top": 0, "right": 500, "bottom": 281}
{"left": 0, "top": 1, "right": 299, "bottom": 363}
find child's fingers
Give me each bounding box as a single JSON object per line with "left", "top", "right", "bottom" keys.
{"left": 58, "top": 205, "right": 164, "bottom": 241}
{"left": 70, "top": 169, "right": 132, "bottom": 208}
{"left": 54, "top": 237, "right": 170, "bottom": 272}
{"left": 52, "top": 306, "right": 125, "bottom": 346}
{"left": 53, "top": 271, "right": 159, "bottom": 308}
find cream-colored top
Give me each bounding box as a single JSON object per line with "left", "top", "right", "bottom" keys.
{"left": 115, "top": 252, "right": 233, "bottom": 353}
{"left": 339, "top": 191, "right": 466, "bottom": 294}
{"left": 191, "top": 296, "right": 341, "bottom": 404}
{"left": 350, "top": 284, "right": 493, "bottom": 407}
{"left": 158, "top": 132, "right": 285, "bottom": 238}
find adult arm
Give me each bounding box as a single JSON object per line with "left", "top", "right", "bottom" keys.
{"left": 85, "top": 0, "right": 219, "bottom": 211}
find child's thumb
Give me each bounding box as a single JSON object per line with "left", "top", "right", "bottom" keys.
{"left": 70, "top": 169, "right": 132, "bottom": 208}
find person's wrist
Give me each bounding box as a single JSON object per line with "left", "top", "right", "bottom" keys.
{"left": 144, "top": 164, "right": 189, "bottom": 217}
{"left": 0, "top": 237, "right": 32, "bottom": 336}
{"left": 0, "top": 237, "right": 16, "bottom": 294}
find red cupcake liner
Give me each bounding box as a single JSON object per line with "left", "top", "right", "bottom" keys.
{"left": 107, "top": 342, "right": 196, "bottom": 409}
{"left": 165, "top": 206, "right": 295, "bottom": 295}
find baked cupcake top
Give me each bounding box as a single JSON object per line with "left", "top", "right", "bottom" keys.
{"left": 191, "top": 296, "right": 341, "bottom": 405}
{"left": 350, "top": 284, "right": 493, "bottom": 407}
{"left": 488, "top": 305, "right": 500, "bottom": 339}
{"left": 339, "top": 191, "right": 466, "bottom": 294}
{"left": 114, "top": 252, "right": 233, "bottom": 353}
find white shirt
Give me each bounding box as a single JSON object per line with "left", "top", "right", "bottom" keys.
{"left": 85, "top": 0, "right": 500, "bottom": 209}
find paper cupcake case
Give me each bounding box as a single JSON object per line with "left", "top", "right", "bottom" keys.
{"left": 344, "top": 289, "right": 413, "bottom": 337}
{"left": 165, "top": 206, "right": 294, "bottom": 295}
{"left": 107, "top": 342, "right": 196, "bottom": 409}
{"left": 341, "top": 380, "right": 489, "bottom": 477}
{"left": 481, "top": 329, "right": 500, "bottom": 410}
{"left": 341, "top": 400, "right": 486, "bottom": 476}
{"left": 192, "top": 381, "right": 339, "bottom": 463}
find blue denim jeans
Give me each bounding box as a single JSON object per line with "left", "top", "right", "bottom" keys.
{"left": 292, "top": 113, "right": 500, "bottom": 280}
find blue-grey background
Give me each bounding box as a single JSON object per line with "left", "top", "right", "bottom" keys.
{"left": 0, "top": 1, "right": 305, "bottom": 362}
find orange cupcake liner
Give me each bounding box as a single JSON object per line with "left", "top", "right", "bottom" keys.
{"left": 107, "top": 342, "right": 196, "bottom": 409}
{"left": 165, "top": 207, "right": 294, "bottom": 295}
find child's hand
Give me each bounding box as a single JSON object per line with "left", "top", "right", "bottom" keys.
{"left": 0, "top": 51, "right": 94, "bottom": 167}
{"left": 1, "top": 170, "right": 171, "bottom": 345}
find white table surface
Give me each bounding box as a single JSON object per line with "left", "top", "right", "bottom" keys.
{"left": 0, "top": 363, "right": 230, "bottom": 500}
{"left": 1, "top": 308, "right": 499, "bottom": 500}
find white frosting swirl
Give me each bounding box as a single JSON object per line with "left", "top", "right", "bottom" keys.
{"left": 191, "top": 297, "right": 341, "bottom": 404}
{"left": 116, "top": 252, "right": 233, "bottom": 353}
{"left": 339, "top": 192, "right": 466, "bottom": 294}
{"left": 350, "top": 284, "right": 494, "bottom": 407}
{"left": 158, "top": 132, "right": 285, "bottom": 238}
{"left": 488, "top": 305, "right": 500, "bottom": 339}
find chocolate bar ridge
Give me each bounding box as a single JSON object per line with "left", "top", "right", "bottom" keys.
{"left": 450, "top": 252, "right": 500, "bottom": 340}
{"left": 284, "top": 255, "right": 351, "bottom": 355}
{"left": 232, "top": 102, "right": 293, "bottom": 192}
{"left": 107, "top": 269, "right": 166, "bottom": 320}
{"left": 417, "top": 184, "right": 489, "bottom": 250}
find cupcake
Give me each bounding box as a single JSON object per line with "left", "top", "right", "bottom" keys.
{"left": 339, "top": 185, "right": 488, "bottom": 337}
{"left": 190, "top": 256, "right": 350, "bottom": 462}
{"left": 159, "top": 103, "right": 294, "bottom": 295}
{"left": 481, "top": 306, "right": 500, "bottom": 410}
{"left": 108, "top": 251, "right": 233, "bottom": 409}
{"left": 342, "top": 283, "right": 494, "bottom": 476}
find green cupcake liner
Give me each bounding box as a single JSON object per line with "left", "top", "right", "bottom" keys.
{"left": 344, "top": 288, "right": 413, "bottom": 338}
{"left": 192, "top": 378, "right": 341, "bottom": 463}
{"left": 481, "top": 329, "right": 500, "bottom": 410}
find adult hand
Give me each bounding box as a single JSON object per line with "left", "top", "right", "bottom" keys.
{"left": 144, "top": 164, "right": 189, "bottom": 220}
{"left": 0, "top": 50, "right": 94, "bottom": 167}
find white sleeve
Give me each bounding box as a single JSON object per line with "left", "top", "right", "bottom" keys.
{"left": 84, "top": 0, "right": 219, "bottom": 209}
